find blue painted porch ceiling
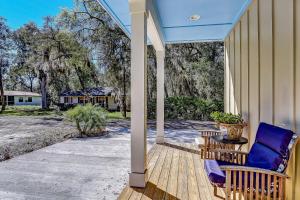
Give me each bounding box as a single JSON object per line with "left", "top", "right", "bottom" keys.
{"left": 98, "top": 0, "right": 252, "bottom": 43}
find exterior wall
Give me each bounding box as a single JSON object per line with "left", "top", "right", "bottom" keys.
{"left": 107, "top": 96, "right": 118, "bottom": 110}
{"left": 59, "top": 97, "right": 64, "bottom": 104}
{"left": 59, "top": 96, "right": 79, "bottom": 104}
{"left": 59, "top": 96, "right": 118, "bottom": 111}
{"left": 72, "top": 97, "right": 78, "bottom": 104}
{"left": 13, "top": 96, "right": 41, "bottom": 106}
{"left": 224, "top": 0, "right": 300, "bottom": 199}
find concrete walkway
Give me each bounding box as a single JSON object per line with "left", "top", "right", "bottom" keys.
{"left": 0, "top": 121, "right": 215, "bottom": 200}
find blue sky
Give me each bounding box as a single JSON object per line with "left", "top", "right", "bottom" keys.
{"left": 0, "top": 0, "right": 73, "bottom": 29}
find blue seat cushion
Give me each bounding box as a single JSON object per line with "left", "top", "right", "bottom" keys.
{"left": 204, "top": 160, "right": 239, "bottom": 187}
{"left": 256, "top": 123, "right": 294, "bottom": 157}
{"left": 245, "top": 143, "right": 283, "bottom": 170}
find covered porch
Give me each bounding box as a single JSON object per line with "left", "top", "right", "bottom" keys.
{"left": 119, "top": 143, "right": 223, "bottom": 200}
{"left": 97, "top": 0, "right": 300, "bottom": 199}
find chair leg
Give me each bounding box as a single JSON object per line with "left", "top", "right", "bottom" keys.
{"left": 214, "top": 186, "right": 226, "bottom": 200}
{"left": 214, "top": 186, "right": 217, "bottom": 196}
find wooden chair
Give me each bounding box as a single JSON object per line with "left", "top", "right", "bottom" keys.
{"left": 204, "top": 123, "right": 299, "bottom": 200}
{"left": 197, "top": 130, "right": 234, "bottom": 159}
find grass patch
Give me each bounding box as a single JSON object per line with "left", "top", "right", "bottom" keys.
{"left": 107, "top": 111, "right": 130, "bottom": 120}
{"left": 0, "top": 105, "right": 130, "bottom": 119}
{"left": 0, "top": 106, "right": 58, "bottom": 116}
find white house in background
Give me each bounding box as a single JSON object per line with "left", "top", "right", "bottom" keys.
{"left": 59, "top": 87, "right": 119, "bottom": 111}
{"left": 1, "top": 91, "right": 42, "bottom": 106}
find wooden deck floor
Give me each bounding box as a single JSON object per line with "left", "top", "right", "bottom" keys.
{"left": 118, "top": 143, "right": 225, "bottom": 200}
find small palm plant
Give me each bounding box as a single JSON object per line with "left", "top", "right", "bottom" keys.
{"left": 66, "top": 104, "right": 107, "bottom": 137}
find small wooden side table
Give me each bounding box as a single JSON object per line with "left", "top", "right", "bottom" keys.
{"left": 211, "top": 135, "right": 248, "bottom": 151}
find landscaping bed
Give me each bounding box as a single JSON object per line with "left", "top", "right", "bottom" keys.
{"left": 0, "top": 116, "right": 78, "bottom": 161}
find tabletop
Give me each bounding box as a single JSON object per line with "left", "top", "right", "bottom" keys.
{"left": 211, "top": 135, "right": 248, "bottom": 145}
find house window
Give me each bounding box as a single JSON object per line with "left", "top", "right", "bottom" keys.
{"left": 19, "top": 97, "right": 23, "bottom": 102}
{"left": 78, "top": 96, "right": 89, "bottom": 104}
{"left": 28, "top": 97, "right": 32, "bottom": 102}
{"left": 7, "top": 96, "right": 14, "bottom": 105}
{"left": 78, "top": 97, "right": 84, "bottom": 104}
{"left": 96, "top": 97, "right": 105, "bottom": 107}
{"left": 64, "top": 97, "right": 72, "bottom": 104}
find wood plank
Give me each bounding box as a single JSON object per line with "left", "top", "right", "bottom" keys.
{"left": 240, "top": 12, "right": 249, "bottom": 125}
{"left": 152, "top": 186, "right": 166, "bottom": 199}
{"left": 118, "top": 186, "right": 134, "bottom": 200}
{"left": 234, "top": 22, "right": 241, "bottom": 114}
{"left": 186, "top": 151, "right": 200, "bottom": 200}
{"left": 196, "top": 159, "right": 214, "bottom": 200}
{"left": 229, "top": 31, "right": 235, "bottom": 113}
{"left": 226, "top": 170, "right": 232, "bottom": 200}
{"left": 149, "top": 145, "right": 168, "bottom": 184}
{"left": 177, "top": 149, "right": 189, "bottom": 200}
{"left": 140, "top": 146, "right": 163, "bottom": 200}
{"left": 147, "top": 145, "right": 163, "bottom": 178}
{"left": 249, "top": 172, "right": 254, "bottom": 200}
{"left": 258, "top": 0, "right": 273, "bottom": 124}
{"left": 225, "top": 38, "right": 230, "bottom": 113}
{"left": 261, "top": 174, "right": 265, "bottom": 200}
{"left": 157, "top": 147, "right": 174, "bottom": 191}
{"left": 166, "top": 148, "right": 179, "bottom": 198}
{"left": 147, "top": 145, "right": 158, "bottom": 164}
{"left": 248, "top": 0, "right": 260, "bottom": 147}
{"left": 128, "top": 188, "right": 144, "bottom": 200}
{"left": 238, "top": 171, "right": 242, "bottom": 200}
{"left": 140, "top": 182, "right": 156, "bottom": 200}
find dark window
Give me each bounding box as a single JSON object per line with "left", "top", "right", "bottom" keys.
{"left": 8, "top": 96, "right": 14, "bottom": 105}
{"left": 19, "top": 97, "right": 23, "bottom": 102}
{"left": 64, "top": 97, "right": 68, "bottom": 104}
{"left": 78, "top": 97, "right": 84, "bottom": 104}
{"left": 28, "top": 97, "right": 32, "bottom": 102}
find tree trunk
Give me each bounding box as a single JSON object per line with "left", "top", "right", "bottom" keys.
{"left": 0, "top": 66, "right": 6, "bottom": 113}
{"left": 39, "top": 70, "right": 48, "bottom": 109}
{"left": 29, "top": 79, "right": 33, "bottom": 92}
{"left": 122, "top": 65, "right": 127, "bottom": 118}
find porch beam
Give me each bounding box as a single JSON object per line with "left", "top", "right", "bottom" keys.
{"left": 156, "top": 50, "right": 165, "bottom": 144}
{"left": 146, "top": 0, "right": 165, "bottom": 51}
{"left": 129, "top": 0, "right": 148, "bottom": 188}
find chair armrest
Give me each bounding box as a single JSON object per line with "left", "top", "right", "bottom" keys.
{"left": 220, "top": 165, "right": 288, "bottom": 178}
{"left": 206, "top": 149, "right": 248, "bottom": 165}
{"left": 221, "top": 165, "right": 288, "bottom": 200}
{"left": 209, "top": 149, "right": 248, "bottom": 155}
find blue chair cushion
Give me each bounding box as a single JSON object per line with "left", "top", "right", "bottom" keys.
{"left": 204, "top": 160, "right": 239, "bottom": 187}
{"left": 256, "top": 123, "right": 294, "bottom": 157}
{"left": 245, "top": 143, "right": 283, "bottom": 170}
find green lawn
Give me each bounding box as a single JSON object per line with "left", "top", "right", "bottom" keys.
{"left": 0, "top": 106, "right": 58, "bottom": 116}
{"left": 107, "top": 111, "right": 130, "bottom": 120}
{"left": 0, "top": 105, "right": 130, "bottom": 120}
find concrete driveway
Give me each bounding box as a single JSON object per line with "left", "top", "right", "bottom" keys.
{"left": 0, "top": 120, "right": 215, "bottom": 200}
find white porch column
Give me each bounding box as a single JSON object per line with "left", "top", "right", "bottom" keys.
{"left": 129, "top": 3, "right": 148, "bottom": 188}
{"left": 156, "top": 50, "right": 165, "bottom": 144}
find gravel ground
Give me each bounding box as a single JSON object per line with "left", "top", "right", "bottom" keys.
{"left": 0, "top": 117, "right": 217, "bottom": 200}
{"left": 0, "top": 116, "right": 78, "bottom": 161}
{"left": 0, "top": 116, "right": 216, "bottom": 199}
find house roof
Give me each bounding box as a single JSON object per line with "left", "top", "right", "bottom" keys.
{"left": 4, "top": 91, "right": 41, "bottom": 97}
{"left": 60, "top": 87, "right": 114, "bottom": 97}
{"left": 97, "top": 0, "right": 252, "bottom": 43}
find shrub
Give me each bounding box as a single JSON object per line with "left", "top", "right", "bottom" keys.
{"left": 66, "top": 104, "right": 107, "bottom": 137}
{"left": 148, "top": 96, "right": 223, "bottom": 120}
{"left": 210, "top": 111, "right": 243, "bottom": 124}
